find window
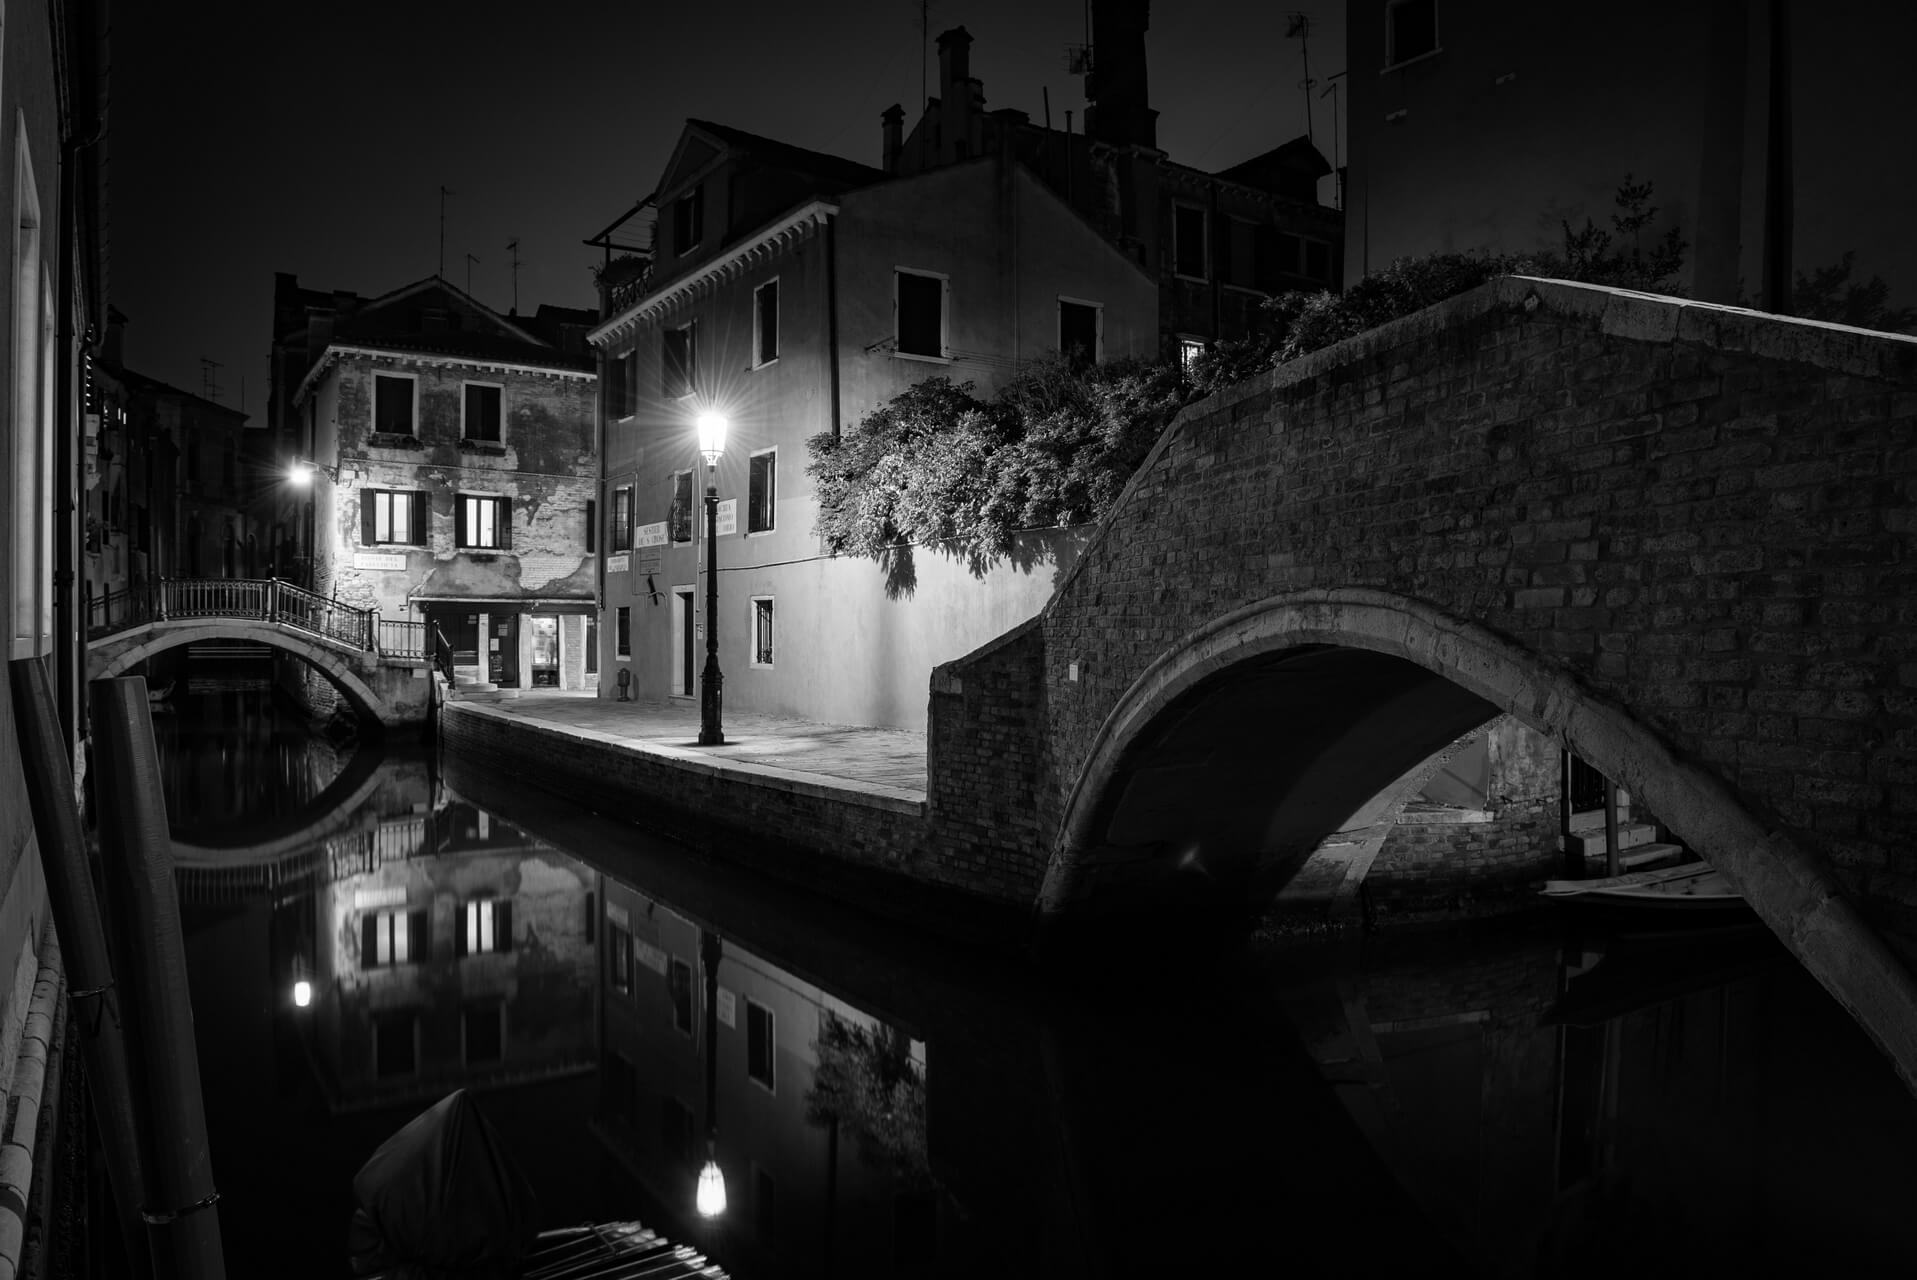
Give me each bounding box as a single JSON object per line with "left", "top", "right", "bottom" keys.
{"left": 360, "top": 909, "right": 428, "bottom": 969}
{"left": 669, "top": 471, "right": 694, "bottom": 543}
{"left": 609, "top": 350, "right": 635, "bottom": 419}
{"left": 374, "top": 1012, "right": 418, "bottom": 1078}
{"left": 750, "top": 597, "right": 774, "bottom": 668}
{"left": 746, "top": 999, "right": 775, "bottom": 1091}
{"left": 586, "top": 497, "right": 598, "bottom": 553}
{"left": 586, "top": 614, "right": 599, "bottom": 674}
{"left": 753, "top": 279, "right": 780, "bottom": 366}
{"left": 616, "top": 606, "right": 631, "bottom": 658}
{"left": 463, "top": 1003, "right": 504, "bottom": 1064}
{"left": 661, "top": 1097, "right": 694, "bottom": 1165}
{"left": 663, "top": 323, "right": 696, "bottom": 399}
{"left": 12, "top": 128, "right": 47, "bottom": 658}
{"left": 611, "top": 485, "right": 634, "bottom": 551}
{"left": 463, "top": 383, "right": 502, "bottom": 442}
{"left": 456, "top": 897, "right": 513, "bottom": 956}
{"left": 755, "top": 1167, "right": 777, "bottom": 1241}
{"left": 1178, "top": 337, "right": 1206, "bottom": 373}
{"left": 222, "top": 443, "right": 237, "bottom": 491}
{"left": 747, "top": 450, "right": 775, "bottom": 534}
{"left": 374, "top": 374, "right": 416, "bottom": 435}
{"left": 1386, "top": 0, "right": 1440, "bottom": 66}
{"left": 1173, "top": 205, "right": 1209, "bottom": 280}
{"left": 603, "top": 1052, "right": 636, "bottom": 1125}
{"left": 1058, "top": 298, "right": 1102, "bottom": 366}
{"left": 672, "top": 186, "right": 703, "bottom": 255}
{"left": 456, "top": 494, "right": 511, "bottom": 549}
{"left": 608, "top": 922, "right": 633, "bottom": 994}
{"left": 1257, "top": 230, "right": 1335, "bottom": 287}
{"left": 361, "top": 490, "right": 425, "bottom": 546}
{"left": 1304, "top": 237, "right": 1333, "bottom": 283}
{"left": 895, "top": 270, "right": 946, "bottom": 358}
{"left": 669, "top": 957, "right": 694, "bottom": 1035}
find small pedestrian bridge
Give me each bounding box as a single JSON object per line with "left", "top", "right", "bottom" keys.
{"left": 87, "top": 578, "right": 443, "bottom": 730}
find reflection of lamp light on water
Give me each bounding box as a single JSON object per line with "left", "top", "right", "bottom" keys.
{"left": 292, "top": 979, "right": 312, "bottom": 1009}
{"left": 696, "top": 928, "right": 726, "bottom": 1218}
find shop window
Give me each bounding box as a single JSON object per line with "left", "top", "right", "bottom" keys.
{"left": 463, "top": 1003, "right": 504, "bottom": 1064}
{"left": 374, "top": 1012, "right": 418, "bottom": 1078}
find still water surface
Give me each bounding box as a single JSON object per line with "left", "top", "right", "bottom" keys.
{"left": 157, "top": 685, "right": 1917, "bottom": 1277}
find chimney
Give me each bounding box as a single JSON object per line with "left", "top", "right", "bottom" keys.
{"left": 937, "top": 26, "right": 974, "bottom": 162}
{"left": 1085, "top": 0, "right": 1157, "bottom": 150}
{"left": 881, "top": 103, "right": 905, "bottom": 175}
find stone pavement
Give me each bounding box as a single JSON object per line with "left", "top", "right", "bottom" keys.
{"left": 450, "top": 688, "right": 930, "bottom": 800}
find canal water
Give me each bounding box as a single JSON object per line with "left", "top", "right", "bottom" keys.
{"left": 155, "top": 684, "right": 1917, "bottom": 1277}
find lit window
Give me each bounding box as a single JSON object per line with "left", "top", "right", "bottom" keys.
{"left": 1058, "top": 299, "right": 1102, "bottom": 366}
{"left": 363, "top": 490, "right": 423, "bottom": 546}
{"left": 1173, "top": 205, "right": 1209, "bottom": 280}
{"left": 895, "top": 269, "right": 946, "bottom": 358}
{"left": 360, "top": 908, "right": 428, "bottom": 969}
{"left": 754, "top": 279, "right": 780, "bottom": 366}
{"left": 663, "top": 323, "right": 696, "bottom": 399}
{"left": 747, "top": 450, "right": 775, "bottom": 533}
{"left": 463, "top": 383, "right": 502, "bottom": 442}
{"left": 611, "top": 485, "right": 634, "bottom": 551}
{"left": 456, "top": 897, "right": 513, "bottom": 956}
{"left": 746, "top": 999, "right": 775, "bottom": 1090}
{"left": 1178, "top": 337, "right": 1206, "bottom": 373}
{"left": 457, "top": 495, "right": 510, "bottom": 549}
{"left": 374, "top": 374, "right": 416, "bottom": 435}
{"left": 751, "top": 598, "right": 774, "bottom": 668}
{"left": 1386, "top": 0, "right": 1440, "bottom": 66}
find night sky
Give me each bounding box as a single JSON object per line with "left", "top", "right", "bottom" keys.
{"left": 110, "top": 0, "right": 1347, "bottom": 415}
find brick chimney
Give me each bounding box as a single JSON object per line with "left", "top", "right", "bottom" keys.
{"left": 1084, "top": 0, "right": 1158, "bottom": 150}
{"left": 937, "top": 26, "right": 974, "bottom": 163}
{"left": 882, "top": 103, "right": 905, "bottom": 175}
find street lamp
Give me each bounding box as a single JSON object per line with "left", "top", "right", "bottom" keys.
{"left": 696, "top": 928, "right": 727, "bottom": 1218}
{"left": 286, "top": 456, "right": 338, "bottom": 487}
{"left": 695, "top": 412, "right": 727, "bottom": 747}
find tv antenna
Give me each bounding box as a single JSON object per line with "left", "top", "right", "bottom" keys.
{"left": 1286, "top": 13, "right": 1315, "bottom": 144}
{"left": 506, "top": 238, "right": 522, "bottom": 313}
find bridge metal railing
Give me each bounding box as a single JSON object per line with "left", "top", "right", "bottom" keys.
{"left": 431, "top": 624, "right": 456, "bottom": 684}
{"left": 87, "top": 585, "right": 155, "bottom": 636}
{"left": 377, "top": 618, "right": 428, "bottom": 662}
{"left": 85, "top": 576, "right": 381, "bottom": 654}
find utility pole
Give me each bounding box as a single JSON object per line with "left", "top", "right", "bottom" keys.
{"left": 506, "top": 238, "right": 522, "bottom": 313}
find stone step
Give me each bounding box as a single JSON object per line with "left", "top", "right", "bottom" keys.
{"left": 1561, "top": 822, "right": 1659, "bottom": 858}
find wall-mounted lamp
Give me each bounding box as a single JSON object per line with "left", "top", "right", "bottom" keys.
{"left": 288, "top": 456, "right": 339, "bottom": 487}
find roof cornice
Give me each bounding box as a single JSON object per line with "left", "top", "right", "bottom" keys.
{"left": 589, "top": 199, "right": 838, "bottom": 347}
{"left": 294, "top": 343, "right": 595, "bottom": 405}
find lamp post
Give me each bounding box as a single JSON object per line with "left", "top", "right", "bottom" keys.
{"left": 695, "top": 412, "right": 727, "bottom": 746}
{"left": 696, "top": 928, "right": 727, "bottom": 1219}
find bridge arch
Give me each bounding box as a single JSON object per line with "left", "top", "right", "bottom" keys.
{"left": 1047, "top": 586, "right": 1917, "bottom": 1086}
{"left": 91, "top": 622, "right": 391, "bottom": 727}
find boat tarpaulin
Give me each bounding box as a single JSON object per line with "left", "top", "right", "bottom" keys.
{"left": 347, "top": 1089, "right": 539, "bottom": 1278}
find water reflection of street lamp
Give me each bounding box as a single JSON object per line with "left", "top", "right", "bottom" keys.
{"left": 695, "top": 412, "right": 726, "bottom": 747}
{"left": 292, "top": 978, "right": 312, "bottom": 1009}
{"left": 696, "top": 928, "right": 726, "bottom": 1217}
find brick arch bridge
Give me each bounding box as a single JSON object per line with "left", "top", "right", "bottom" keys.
{"left": 927, "top": 277, "right": 1917, "bottom": 1087}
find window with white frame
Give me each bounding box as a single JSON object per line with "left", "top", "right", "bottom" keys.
{"left": 746, "top": 999, "right": 775, "bottom": 1090}
{"left": 663, "top": 322, "right": 697, "bottom": 399}
{"left": 1386, "top": 0, "right": 1440, "bottom": 66}
{"left": 747, "top": 449, "right": 775, "bottom": 534}
{"left": 1058, "top": 298, "right": 1102, "bottom": 366}
{"left": 456, "top": 897, "right": 513, "bottom": 956}
{"left": 754, "top": 278, "right": 780, "bottom": 366}
{"left": 611, "top": 484, "right": 634, "bottom": 551}
{"left": 360, "top": 908, "right": 428, "bottom": 969}
{"left": 895, "top": 269, "right": 946, "bottom": 358}
{"left": 750, "top": 597, "right": 774, "bottom": 668}
{"left": 362, "top": 490, "right": 425, "bottom": 546}
{"left": 374, "top": 373, "right": 416, "bottom": 435}
{"left": 1173, "top": 205, "right": 1209, "bottom": 281}
{"left": 456, "top": 494, "right": 510, "bottom": 549}
{"left": 463, "top": 382, "right": 503, "bottom": 442}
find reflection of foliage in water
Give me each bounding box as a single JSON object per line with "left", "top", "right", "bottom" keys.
{"left": 806, "top": 1015, "right": 931, "bottom": 1191}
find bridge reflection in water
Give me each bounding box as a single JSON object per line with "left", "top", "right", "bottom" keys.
{"left": 159, "top": 688, "right": 1917, "bottom": 1278}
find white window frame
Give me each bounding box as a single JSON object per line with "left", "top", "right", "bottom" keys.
{"left": 611, "top": 483, "right": 634, "bottom": 552}
{"left": 369, "top": 489, "right": 423, "bottom": 546}
{"left": 460, "top": 379, "right": 505, "bottom": 443}
{"left": 372, "top": 369, "right": 419, "bottom": 437}
{"left": 459, "top": 493, "right": 507, "bottom": 550}
{"left": 748, "top": 595, "right": 774, "bottom": 669}
{"left": 1172, "top": 203, "right": 1210, "bottom": 283}
{"left": 752, "top": 277, "right": 780, "bottom": 369}
{"left": 893, "top": 267, "right": 950, "bottom": 363}
{"left": 1384, "top": 0, "right": 1442, "bottom": 71}
{"left": 1056, "top": 295, "right": 1104, "bottom": 364}
{"left": 368, "top": 910, "right": 416, "bottom": 967}
{"left": 746, "top": 447, "right": 776, "bottom": 536}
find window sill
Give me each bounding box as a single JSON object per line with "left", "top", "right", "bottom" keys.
{"left": 891, "top": 349, "right": 951, "bottom": 365}
{"left": 459, "top": 440, "right": 507, "bottom": 456}
{"left": 744, "top": 528, "right": 775, "bottom": 539}
{"left": 1172, "top": 273, "right": 1211, "bottom": 285}
{"left": 748, "top": 662, "right": 774, "bottom": 671}
{"left": 458, "top": 550, "right": 505, "bottom": 559}
{"left": 1381, "top": 47, "right": 1443, "bottom": 74}
{"left": 751, "top": 356, "right": 779, "bottom": 371}
{"left": 369, "top": 433, "right": 423, "bottom": 450}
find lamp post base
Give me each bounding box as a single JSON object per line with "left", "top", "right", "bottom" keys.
{"left": 698, "top": 658, "right": 725, "bottom": 746}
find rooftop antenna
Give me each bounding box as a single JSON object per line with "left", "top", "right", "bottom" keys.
{"left": 1286, "top": 13, "right": 1315, "bottom": 144}
{"left": 438, "top": 185, "right": 452, "bottom": 277}
{"left": 464, "top": 252, "right": 480, "bottom": 295}
{"left": 1321, "top": 71, "right": 1347, "bottom": 209}
{"left": 506, "top": 238, "right": 522, "bottom": 313}
{"left": 199, "top": 356, "right": 222, "bottom": 404}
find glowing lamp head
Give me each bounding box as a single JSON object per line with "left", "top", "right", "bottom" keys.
{"left": 696, "top": 1158, "right": 727, "bottom": 1217}
{"left": 292, "top": 979, "right": 313, "bottom": 1008}
{"left": 289, "top": 460, "right": 316, "bottom": 487}
{"left": 696, "top": 411, "right": 728, "bottom": 467}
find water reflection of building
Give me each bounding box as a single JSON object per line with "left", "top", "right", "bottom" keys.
{"left": 304, "top": 796, "right": 597, "bottom": 1112}
{"left": 594, "top": 877, "right": 934, "bottom": 1278}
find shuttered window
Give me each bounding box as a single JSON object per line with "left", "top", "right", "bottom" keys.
{"left": 454, "top": 897, "right": 513, "bottom": 957}
{"left": 455, "top": 494, "right": 511, "bottom": 549}
{"left": 361, "top": 490, "right": 425, "bottom": 546}
{"left": 360, "top": 908, "right": 429, "bottom": 969}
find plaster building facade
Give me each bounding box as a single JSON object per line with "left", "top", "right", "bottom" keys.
{"left": 290, "top": 277, "right": 599, "bottom": 691}
{"left": 884, "top": 9, "right": 1343, "bottom": 361}
{"left": 589, "top": 119, "right": 1157, "bottom": 728}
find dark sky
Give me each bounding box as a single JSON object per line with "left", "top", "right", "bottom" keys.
{"left": 110, "top": 0, "right": 1347, "bottom": 416}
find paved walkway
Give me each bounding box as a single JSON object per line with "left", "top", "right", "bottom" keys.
{"left": 450, "top": 689, "right": 930, "bottom": 799}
